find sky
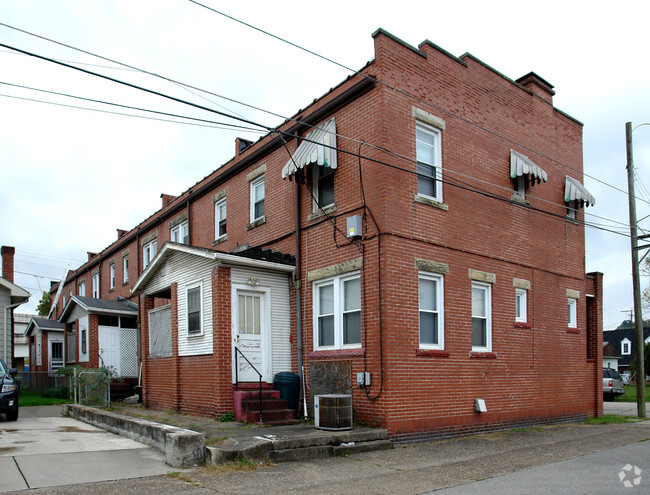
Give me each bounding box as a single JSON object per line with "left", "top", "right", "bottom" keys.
{"left": 1, "top": 0, "right": 650, "bottom": 330}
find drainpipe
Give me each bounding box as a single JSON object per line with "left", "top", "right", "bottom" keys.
{"left": 294, "top": 173, "right": 303, "bottom": 383}
{"left": 4, "top": 302, "right": 23, "bottom": 365}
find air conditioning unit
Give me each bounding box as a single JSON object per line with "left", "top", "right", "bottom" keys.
{"left": 314, "top": 394, "right": 353, "bottom": 430}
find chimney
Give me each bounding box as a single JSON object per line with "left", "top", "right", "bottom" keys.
{"left": 117, "top": 229, "right": 128, "bottom": 239}
{"left": 236, "top": 137, "right": 253, "bottom": 156}
{"left": 1, "top": 245, "right": 15, "bottom": 283}
{"left": 87, "top": 251, "right": 97, "bottom": 261}
{"left": 161, "top": 194, "right": 176, "bottom": 208}
{"left": 516, "top": 72, "right": 555, "bottom": 105}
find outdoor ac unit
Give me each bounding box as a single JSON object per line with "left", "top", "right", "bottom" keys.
{"left": 314, "top": 394, "right": 353, "bottom": 431}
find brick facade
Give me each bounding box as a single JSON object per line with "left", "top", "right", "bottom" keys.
{"left": 48, "top": 29, "right": 602, "bottom": 439}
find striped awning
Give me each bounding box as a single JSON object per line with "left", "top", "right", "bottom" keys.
{"left": 282, "top": 118, "right": 337, "bottom": 179}
{"left": 510, "top": 150, "right": 548, "bottom": 183}
{"left": 565, "top": 176, "right": 595, "bottom": 207}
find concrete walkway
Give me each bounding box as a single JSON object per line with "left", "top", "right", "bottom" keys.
{"left": 0, "top": 405, "right": 173, "bottom": 493}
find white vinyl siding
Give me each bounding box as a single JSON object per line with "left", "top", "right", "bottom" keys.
{"left": 231, "top": 267, "right": 292, "bottom": 377}
{"left": 143, "top": 252, "right": 213, "bottom": 357}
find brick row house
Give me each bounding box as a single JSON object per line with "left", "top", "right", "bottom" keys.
{"left": 44, "top": 29, "right": 603, "bottom": 441}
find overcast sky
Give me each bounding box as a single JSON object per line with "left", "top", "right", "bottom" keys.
{"left": 2, "top": 0, "right": 650, "bottom": 329}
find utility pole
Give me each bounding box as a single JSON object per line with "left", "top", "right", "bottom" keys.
{"left": 625, "top": 121, "right": 647, "bottom": 418}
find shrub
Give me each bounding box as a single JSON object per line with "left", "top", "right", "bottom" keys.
{"left": 43, "top": 387, "right": 69, "bottom": 399}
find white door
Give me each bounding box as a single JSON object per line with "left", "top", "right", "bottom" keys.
{"left": 98, "top": 326, "right": 121, "bottom": 375}
{"left": 234, "top": 289, "right": 268, "bottom": 383}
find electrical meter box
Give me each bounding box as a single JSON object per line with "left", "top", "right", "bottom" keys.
{"left": 347, "top": 215, "right": 362, "bottom": 238}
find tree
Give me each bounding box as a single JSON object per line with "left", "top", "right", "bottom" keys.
{"left": 630, "top": 342, "right": 650, "bottom": 381}
{"left": 36, "top": 291, "right": 51, "bottom": 316}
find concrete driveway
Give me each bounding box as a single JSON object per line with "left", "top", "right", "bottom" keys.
{"left": 0, "top": 405, "right": 173, "bottom": 493}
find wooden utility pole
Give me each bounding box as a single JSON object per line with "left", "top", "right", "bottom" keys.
{"left": 625, "top": 121, "right": 647, "bottom": 418}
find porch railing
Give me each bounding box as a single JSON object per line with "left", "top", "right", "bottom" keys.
{"left": 234, "top": 346, "right": 263, "bottom": 423}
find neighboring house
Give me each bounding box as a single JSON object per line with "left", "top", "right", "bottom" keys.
{"left": 603, "top": 342, "right": 620, "bottom": 371}
{"left": 603, "top": 322, "right": 650, "bottom": 373}
{"left": 58, "top": 295, "right": 139, "bottom": 378}
{"left": 47, "top": 29, "right": 602, "bottom": 441}
{"left": 25, "top": 317, "right": 65, "bottom": 373}
{"left": 1, "top": 246, "right": 30, "bottom": 367}
{"left": 13, "top": 313, "right": 37, "bottom": 374}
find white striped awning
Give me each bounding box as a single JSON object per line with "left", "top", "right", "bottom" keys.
{"left": 510, "top": 150, "right": 548, "bottom": 183}
{"left": 564, "top": 176, "right": 595, "bottom": 207}
{"left": 282, "top": 118, "right": 337, "bottom": 179}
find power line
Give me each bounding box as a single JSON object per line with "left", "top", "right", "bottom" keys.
{"left": 0, "top": 81, "right": 265, "bottom": 132}
{"left": 0, "top": 41, "right": 273, "bottom": 133}
{"left": 188, "top": 3, "right": 647, "bottom": 206}
{"left": 0, "top": 36, "right": 632, "bottom": 238}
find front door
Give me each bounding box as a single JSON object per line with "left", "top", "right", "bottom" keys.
{"left": 234, "top": 289, "right": 268, "bottom": 383}
{"left": 98, "top": 326, "right": 121, "bottom": 375}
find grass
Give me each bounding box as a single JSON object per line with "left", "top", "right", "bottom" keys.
{"left": 614, "top": 384, "right": 650, "bottom": 402}
{"left": 586, "top": 414, "right": 637, "bottom": 425}
{"left": 19, "top": 389, "right": 72, "bottom": 406}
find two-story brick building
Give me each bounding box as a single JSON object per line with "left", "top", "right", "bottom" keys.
{"left": 45, "top": 29, "right": 602, "bottom": 441}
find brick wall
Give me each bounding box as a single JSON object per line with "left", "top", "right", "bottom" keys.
{"left": 53, "top": 29, "right": 600, "bottom": 438}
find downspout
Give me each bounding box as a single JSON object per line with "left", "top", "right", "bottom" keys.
{"left": 294, "top": 172, "right": 303, "bottom": 385}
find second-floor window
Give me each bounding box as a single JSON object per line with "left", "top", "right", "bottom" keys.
{"left": 78, "top": 281, "right": 85, "bottom": 297}
{"left": 109, "top": 264, "right": 115, "bottom": 290}
{"left": 92, "top": 273, "right": 100, "bottom": 298}
{"left": 215, "top": 198, "right": 227, "bottom": 239}
{"left": 416, "top": 121, "right": 442, "bottom": 202}
{"left": 419, "top": 273, "right": 444, "bottom": 348}
{"left": 313, "top": 164, "right": 335, "bottom": 209}
{"left": 621, "top": 338, "right": 631, "bottom": 355}
{"left": 171, "top": 221, "right": 189, "bottom": 245}
{"left": 123, "top": 255, "right": 129, "bottom": 283}
{"left": 143, "top": 239, "right": 157, "bottom": 268}
{"left": 251, "top": 176, "right": 265, "bottom": 222}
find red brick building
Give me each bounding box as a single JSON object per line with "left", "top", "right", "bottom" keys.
{"left": 49, "top": 29, "right": 602, "bottom": 441}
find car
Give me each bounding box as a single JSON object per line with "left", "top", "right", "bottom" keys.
{"left": 0, "top": 358, "right": 19, "bottom": 421}
{"left": 603, "top": 368, "right": 625, "bottom": 401}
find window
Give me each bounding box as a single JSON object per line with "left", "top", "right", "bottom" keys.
{"left": 621, "top": 338, "right": 631, "bottom": 356}
{"left": 416, "top": 122, "right": 442, "bottom": 201}
{"left": 419, "top": 274, "right": 444, "bottom": 348}
{"left": 250, "top": 176, "right": 265, "bottom": 222}
{"left": 123, "top": 256, "right": 129, "bottom": 283}
{"left": 566, "top": 200, "right": 578, "bottom": 219}
{"left": 81, "top": 329, "right": 87, "bottom": 354}
{"left": 568, "top": 297, "right": 577, "bottom": 328}
{"left": 171, "top": 221, "right": 189, "bottom": 245}
{"left": 515, "top": 289, "right": 527, "bottom": 322}
{"left": 78, "top": 281, "right": 85, "bottom": 296}
{"left": 143, "top": 239, "right": 157, "bottom": 268}
{"left": 471, "top": 282, "right": 491, "bottom": 351}
{"left": 187, "top": 284, "right": 202, "bottom": 335}
{"left": 50, "top": 341, "right": 63, "bottom": 371}
{"left": 109, "top": 263, "right": 115, "bottom": 290}
{"left": 514, "top": 175, "right": 527, "bottom": 199}
{"left": 313, "top": 164, "right": 335, "bottom": 209}
{"left": 92, "top": 273, "right": 100, "bottom": 298}
{"left": 149, "top": 305, "right": 172, "bottom": 358}
{"left": 314, "top": 273, "right": 361, "bottom": 349}
{"left": 215, "top": 198, "right": 227, "bottom": 239}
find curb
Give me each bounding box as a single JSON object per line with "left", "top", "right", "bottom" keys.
{"left": 63, "top": 404, "right": 204, "bottom": 467}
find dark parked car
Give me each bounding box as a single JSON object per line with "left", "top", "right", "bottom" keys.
{"left": 0, "top": 358, "right": 18, "bottom": 421}
{"left": 603, "top": 368, "right": 625, "bottom": 401}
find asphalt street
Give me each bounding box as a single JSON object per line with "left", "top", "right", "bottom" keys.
{"left": 1, "top": 403, "right": 648, "bottom": 494}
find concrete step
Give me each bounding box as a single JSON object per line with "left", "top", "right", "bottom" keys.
{"left": 245, "top": 408, "right": 297, "bottom": 424}
{"left": 241, "top": 398, "right": 288, "bottom": 410}
{"left": 269, "top": 439, "right": 393, "bottom": 462}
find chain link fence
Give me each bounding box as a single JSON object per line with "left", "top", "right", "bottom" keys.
{"left": 14, "top": 371, "right": 72, "bottom": 395}
{"left": 75, "top": 369, "right": 111, "bottom": 407}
